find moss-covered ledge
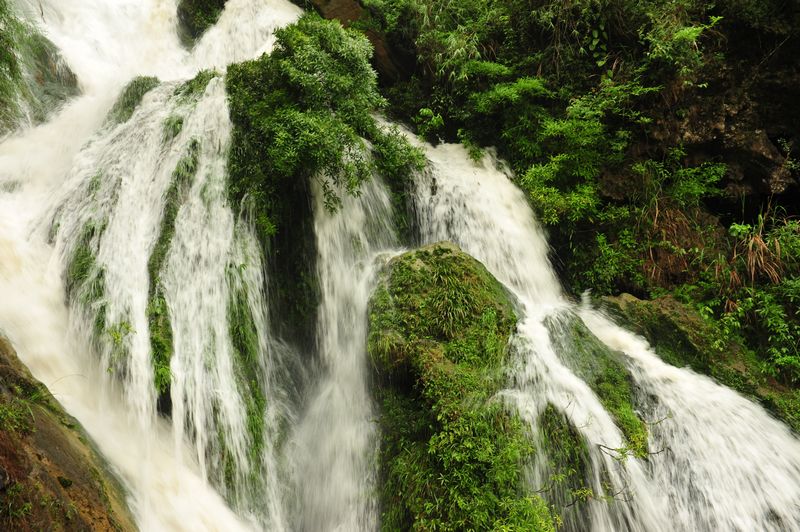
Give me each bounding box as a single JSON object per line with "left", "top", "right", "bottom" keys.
{"left": 367, "top": 242, "right": 555, "bottom": 531}
{"left": 546, "top": 313, "right": 649, "bottom": 458}
{"left": 177, "top": 0, "right": 227, "bottom": 43}
{"left": 0, "top": 337, "right": 135, "bottom": 531}
{"left": 602, "top": 293, "right": 800, "bottom": 432}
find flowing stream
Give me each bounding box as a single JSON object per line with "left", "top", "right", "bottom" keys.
{"left": 1, "top": 1, "right": 800, "bottom": 531}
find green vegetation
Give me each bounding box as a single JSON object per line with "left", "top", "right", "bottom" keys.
{"left": 107, "top": 76, "right": 160, "bottom": 125}
{"left": 225, "top": 13, "right": 421, "bottom": 347}
{"left": 350, "top": 0, "right": 800, "bottom": 391}
{"left": 177, "top": 0, "right": 227, "bottom": 41}
{"left": 368, "top": 243, "right": 556, "bottom": 531}
{"left": 174, "top": 69, "right": 218, "bottom": 100}
{"left": 0, "top": 1, "right": 78, "bottom": 133}
{"left": 163, "top": 114, "right": 184, "bottom": 141}
{"left": 226, "top": 12, "right": 421, "bottom": 236}
{"left": 536, "top": 405, "right": 593, "bottom": 517}
{"left": 224, "top": 278, "right": 267, "bottom": 487}
{"left": 65, "top": 220, "right": 108, "bottom": 343}
{"left": 147, "top": 139, "right": 201, "bottom": 396}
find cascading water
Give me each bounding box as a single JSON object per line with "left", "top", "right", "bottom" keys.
{"left": 288, "top": 176, "right": 399, "bottom": 531}
{"left": 581, "top": 308, "right": 800, "bottom": 531}
{"left": 2, "top": 0, "right": 800, "bottom": 529}
{"left": 1, "top": 0, "right": 301, "bottom": 529}
{"left": 409, "top": 135, "right": 800, "bottom": 531}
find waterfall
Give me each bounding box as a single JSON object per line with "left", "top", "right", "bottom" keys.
{"left": 1, "top": 0, "right": 301, "bottom": 529}
{"left": 2, "top": 0, "right": 800, "bottom": 530}
{"left": 288, "top": 176, "right": 400, "bottom": 531}
{"left": 408, "top": 134, "right": 800, "bottom": 532}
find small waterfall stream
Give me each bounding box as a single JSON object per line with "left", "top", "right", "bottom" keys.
{"left": 288, "top": 177, "right": 399, "bottom": 531}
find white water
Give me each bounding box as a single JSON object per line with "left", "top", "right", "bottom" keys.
{"left": 288, "top": 177, "right": 399, "bottom": 531}
{"left": 3, "top": 0, "right": 800, "bottom": 530}
{"left": 409, "top": 137, "right": 800, "bottom": 531}
{"left": 0, "top": 0, "right": 301, "bottom": 529}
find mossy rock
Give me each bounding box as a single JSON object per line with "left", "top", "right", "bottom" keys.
{"left": 0, "top": 337, "right": 135, "bottom": 531}
{"left": 546, "top": 312, "right": 649, "bottom": 458}
{"left": 177, "top": 0, "right": 227, "bottom": 43}
{"left": 368, "top": 242, "right": 555, "bottom": 531}
{"left": 107, "top": 76, "right": 159, "bottom": 125}
{"left": 0, "top": 12, "right": 79, "bottom": 135}
{"left": 603, "top": 293, "right": 800, "bottom": 433}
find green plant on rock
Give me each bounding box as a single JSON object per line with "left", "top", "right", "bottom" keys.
{"left": 547, "top": 313, "right": 649, "bottom": 458}
{"left": 226, "top": 13, "right": 421, "bottom": 237}
{"left": 147, "top": 139, "right": 202, "bottom": 397}
{"left": 536, "top": 405, "right": 594, "bottom": 516}
{"left": 107, "top": 76, "right": 160, "bottom": 125}
{"left": 65, "top": 220, "right": 108, "bottom": 342}
{"left": 368, "top": 243, "right": 556, "bottom": 531}
{"left": 1, "top": 2, "right": 79, "bottom": 133}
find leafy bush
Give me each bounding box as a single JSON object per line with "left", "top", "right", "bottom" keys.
{"left": 226, "top": 13, "right": 421, "bottom": 236}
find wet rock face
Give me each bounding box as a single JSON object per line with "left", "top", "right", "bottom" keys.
{"left": 0, "top": 337, "right": 135, "bottom": 531}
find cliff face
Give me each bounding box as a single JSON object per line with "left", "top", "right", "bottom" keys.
{"left": 0, "top": 337, "right": 135, "bottom": 531}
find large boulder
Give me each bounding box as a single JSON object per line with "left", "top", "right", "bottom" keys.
{"left": 0, "top": 337, "right": 135, "bottom": 531}
{"left": 367, "top": 242, "right": 554, "bottom": 531}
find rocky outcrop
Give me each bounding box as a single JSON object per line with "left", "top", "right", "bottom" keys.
{"left": 367, "top": 242, "right": 554, "bottom": 531}
{"left": 648, "top": 50, "right": 800, "bottom": 201}
{"left": 0, "top": 337, "right": 135, "bottom": 531}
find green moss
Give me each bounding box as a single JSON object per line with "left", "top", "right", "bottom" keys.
{"left": 146, "top": 139, "right": 201, "bottom": 396}
{"left": 227, "top": 283, "right": 265, "bottom": 462}
{"left": 547, "top": 313, "right": 648, "bottom": 458}
{"left": 65, "top": 221, "right": 108, "bottom": 341}
{"left": 174, "top": 69, "right": 218, "bottom": 100}
{"left": 177, "top": 0, "right": 227, "bottom": 41}
{"left": 536, "top": 405, "right": 594, "bottom": 514}
{"left": 163, "top": 115, "right": 184, "bottom": 142}
{"left": 368, "top": 242, "right": 555, "bottom": 531}
{"left": 107, "top": 76, "right": 160, "bottom": 125}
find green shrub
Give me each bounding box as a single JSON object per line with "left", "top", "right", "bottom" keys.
{"left": 107, "top": 76, "right": 160, "bottom": 124}
{"left": 226, "top": 13, "right": 421, "bottom": 237}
